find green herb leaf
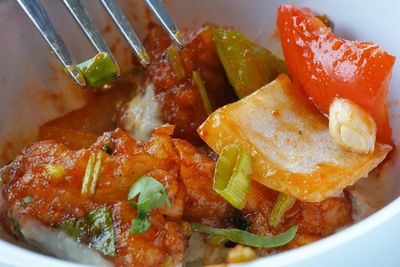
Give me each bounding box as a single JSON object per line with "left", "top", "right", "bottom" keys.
{"left": 77, "top": 52, "right": 119, "bottom": 88}
{"left": 167, "top": 45, "right": 186, "bottom": 79}
{"left": 57, "top": 207, "right": 116, "bottom": 256}
{"left": 192, "top": 223, "right": 297, "bottom": 248}
{"left": 213, "top": 28, "right": 287, "bottom": 98}
{"left": 22, "top": 196, "right": 32, "bottom": 205}
{"left": 214, "top": 144, "right": 252, "bottom": 209}
{"left": 193, "top": 71, "right": 213, "bottom": 115}
{"left": 269, "top": 193, "right": 296, "bottom": 227}
{"left": 81, "top": 152, "right": 103, "bottom": 197}
{"left": 128, "top": 175, "right": 170, "bottom": 234}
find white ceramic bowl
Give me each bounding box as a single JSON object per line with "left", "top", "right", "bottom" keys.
{"left": 0, "top": 0, "right": 399, "bottom": 266}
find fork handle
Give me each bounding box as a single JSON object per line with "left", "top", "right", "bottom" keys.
{"left": 17, "top": 0, "right": 85, "bottom": 86}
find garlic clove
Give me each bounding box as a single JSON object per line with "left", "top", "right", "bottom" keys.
{"left": 329, "top": 98, "right": 376, "bottom": 154}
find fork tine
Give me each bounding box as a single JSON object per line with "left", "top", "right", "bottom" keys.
{"left": 100, "top": 0, "right": 150, "bottom": 66}
{"left": 17, "top": 0, "right": 86, "bottom": 87}
{"left": 62, "top": 0, "right": 120, "bottom": 75}
{"left": 144, "top": 0, "right": 185, "bottom": 48}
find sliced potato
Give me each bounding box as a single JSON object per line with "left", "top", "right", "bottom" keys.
{"left": 198, "top": 74, "right": 391, "bottom": 202}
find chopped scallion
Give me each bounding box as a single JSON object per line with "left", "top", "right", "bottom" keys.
{"left": 192, "top": 223, "right": 298, "bottom": 248}
{"left": 128, "top": 175, "right": 170, "bottom": 234}
{"left": 77, "top": 52, "right": 119, "bottom": 88}
{"left": 44, "top": 164, "right": 65, "bottom": 179}
{"left": 193, "top": 71, "right": 213, "bottom": 115}
{"left": 269, "top": 193, "right": 296, "bottom": 227}
{"left": 213, "top": 144, "right": 252, "bottom": 209}
{"left": 167, "top": 45, "right": 186, "bottom": 79}
{"left": 22, "top": 196, "right": 32, "bottom": 205}
{"left": 81, "top": 152, "right": 103, "bottom": 197}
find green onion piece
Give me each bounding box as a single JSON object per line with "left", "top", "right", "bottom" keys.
{"left": 44, "top": 164, "right": 65, "bottom": 179}
{"left": 77, "top": 52, "right": 119, "bottom": 88}
{"left": 213, "top": 144, "right": 252, "bottom": 209}
{"left": 57, "top": 207, "right": 116, "bottom": 256}
{"left": 22, "top": 196, "right": 32, "bottom": 205}
{"left": 81, "top": 152, "right": 103, "bottom": 197}
{"left": 167, "top": 45, "right": 186, "bottom": 79}
{"left": 269, "top": 193, "right": 296, "bottom": 227}
{"left": 130, "top": 217, "right": 151, "bottom": 235}
{"left": 227, "top": 245, "right": 256, "bottom": 263}
{"left": 193, "top": 71, "right": 213, "bottom": 115}
{"left": 192, "top": 223, "right": 298, "bottom": 248}
{"left": 128, "top": 175, "right": 171, "bottom": 234}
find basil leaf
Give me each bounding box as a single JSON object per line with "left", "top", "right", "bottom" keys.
{"left": 192, "top": 223, "right": 298, "bottom": 248}
{"left": 128, "top": 175, "right": 170, "bottom": 234}
{"left": 57, "top": 207, "right": 116, "bottom": 256}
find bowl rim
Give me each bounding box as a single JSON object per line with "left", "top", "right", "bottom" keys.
{"left": 1, "top": 196, "right": 400, "bottom": 266}
{"left": 246, "top": 195, "right": 400, "bottom": 266}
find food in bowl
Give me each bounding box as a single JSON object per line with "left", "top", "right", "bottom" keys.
{"left": 0, "top": 4, "right": 395, "bottom": 266}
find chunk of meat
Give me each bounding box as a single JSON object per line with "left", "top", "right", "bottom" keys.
{"left": 242, "top": 181, "right": 352, "bottom": 251}
{"left": 138, "top": 24, "right": 237, "bottom": 144}
{"left": 1, "top": 128, "right": 191, "bottom": 267}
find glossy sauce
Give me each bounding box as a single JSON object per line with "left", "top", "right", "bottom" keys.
{"left": 143, "top": 24, "right": 237, "bottom": 144}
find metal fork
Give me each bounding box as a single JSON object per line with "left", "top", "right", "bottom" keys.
{"left": 17, "top": 0, "right": 184, "bottom": 87}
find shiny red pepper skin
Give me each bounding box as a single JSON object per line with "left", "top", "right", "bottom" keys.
{"left": 278, "top": 5, "right": 396, "bottom": 144}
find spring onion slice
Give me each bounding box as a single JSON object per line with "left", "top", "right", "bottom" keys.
{"left": 81, "top": 152, "right": 103, "bottom": 197}
{"left": 167, "top": 45, "right": 186, "bottom": 79}
{"left": 213, "top": 144, "right": 252, "bottom": 209}
{"left": 77, "top": 52, "right": 119, "bottom": 88}
{"left": 192, "top": 223, "right": 298, "bottom": 248}
{"left": 193, "top": 71, "right": 213, "bottom": 115}
{"left": 269, "top": 193, "right": 296, "bottom": 227}
{"left": 128, "top": 175, "right": 171, "bottom": 234}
